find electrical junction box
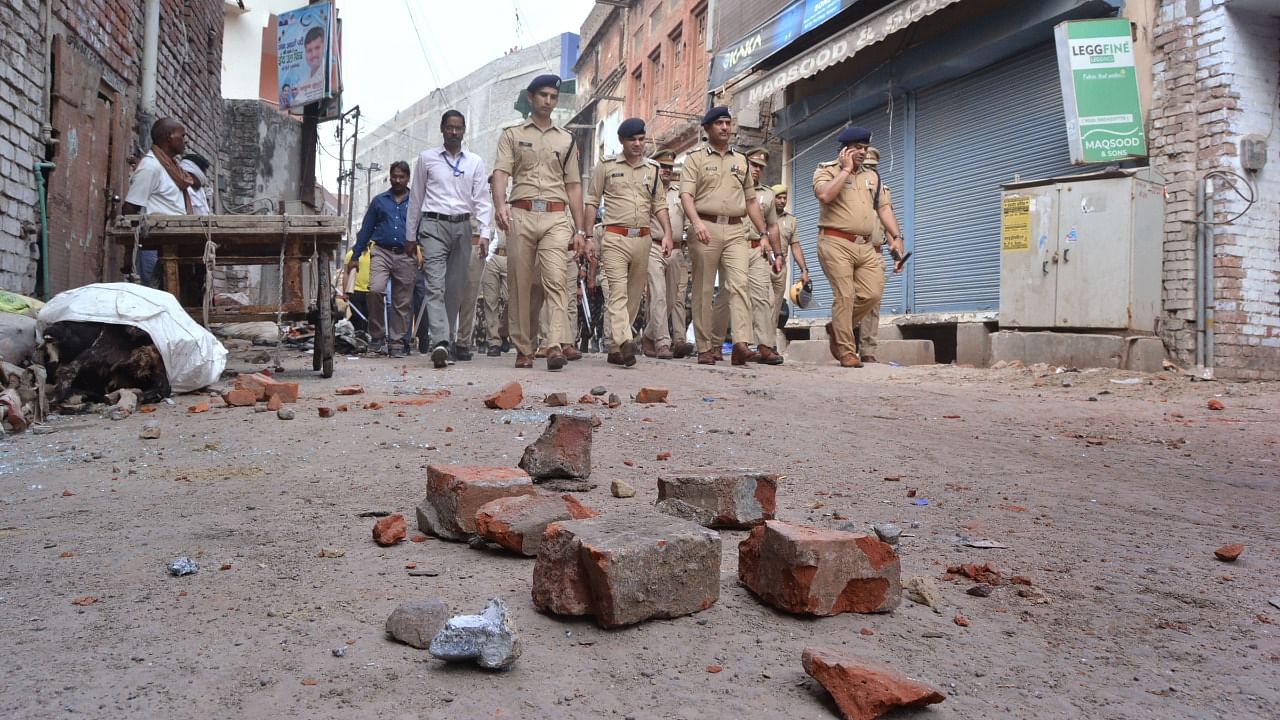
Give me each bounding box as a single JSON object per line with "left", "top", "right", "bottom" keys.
{"left": 1240, "top": 135, "right": 1267, "bottom": 171}
{"left": 999, "top": 170, "right": 1165, "bottom": 332}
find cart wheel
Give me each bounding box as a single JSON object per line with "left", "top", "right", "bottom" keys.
{"left": 316, "top": 253, "right": 334, "bottom": 376}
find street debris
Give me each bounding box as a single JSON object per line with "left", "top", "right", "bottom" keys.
{"left": 474, "top": 493, "right": 599, "bottom": 556}
{"left": 416, "top": 465, "right": 535, "bottom": 541}
{"left": 276, "top": 407, "right": 296, "bottom": 420}
{"left": 739, "top": 521, "right": 900, "bottom": 615}
{"left": 372, "top": 514, "right": 406, "bottom": 546}
{"left": 956, "top": 537, "right": 1009, "bottom": 549}
{"left": 1207, "top": 399, "right": 1225, "bottom": 411}
{"left": 386, "top": 598, "right": 450, "bottom": 649}
{"left": 966, "top": 583, "right": 994, "bottom": 598}
{"left": 606, "top": 392, "right": 621, "bottom": 409}
{"left": 635, "top": 387, "right": 668, "bottom": 404}
{"left": 335, "top": 385, "right": 365, "bottom": 395}
{"left": 545, "top": 392, "right": 568, "bottom": 407}
{"left": 801, "top": 647, "right": 945, "bottom": 720}
{"left": 318, "top": 548, "right": 346, "bottom": 558}
{"left": 610, "top": 479, "right": 636, "bottom": 498}
{"left": 518, "top": 414, "right": 593, "bottom": 488}
{"left": 946, "top": 563, "right": 1004, "bottom": 585}
{"left": 873, "top": 523, "right": 902, "bottom": 545}
{"left": 655, "top": 472, "right": 778, "bottom": 529}
{"left": 1018, "top": 586, "right": 1051, "bottom": 604}
{"left": 140, "top": 420, "right": 162, "bottom": 439}
{"left": 483, "top": 381, "right": 522, "bottom": 409}
{"left": 904, "top": 576, "right": 942, "bottom": 612}
{"left": 167, "top": 557, "right": 199, "bottom": 576}
{"left": 429, "top": 598, "right": 521, "bottom": 669}
{"left": 589, "top": 385, "right": 607, "bottom": 396}
{"left": 1214, "top": 543, "right": 1244, "bottom": 562}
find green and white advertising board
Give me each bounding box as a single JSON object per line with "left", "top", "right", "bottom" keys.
{"left": 1055, "top": 19, "right": 1148, "bottom": 164}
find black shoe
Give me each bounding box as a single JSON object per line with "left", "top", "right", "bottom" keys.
{"left": 499, "top": 339, "right": 512, "bottom": 353}
{"left": 487, "top": 346, "right": 501, "bottom": 357}
{"left": 389, "top": 344, "right": 406, "bottom": 359}
{"left": 452, "top": 346, "right": 473, "bottom": 361}
{"left": 430, "top": 343, "right": 449, "bottom": 369}
{"left": 419, "top": 336, "right": 430, "bottom": 354}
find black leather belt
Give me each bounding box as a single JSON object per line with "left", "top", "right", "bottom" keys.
{"left": 375, "top": 244, "right": 406, "bottom": 254}
{"left": 424, "top": 211, "right": 471, "bottom": 222}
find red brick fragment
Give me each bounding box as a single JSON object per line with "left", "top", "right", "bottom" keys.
{"left": 416, "top": 465, "right": 535, "bottom": 541}
{"left": 802, "top": 647, "right": 945, "bottom": 720}
{"left": 222, "top": 388, "right": 257, "bottom": 407}
{"left": 373, "top": 514, "right": 407, "bottom": 546}
{"left": 266, "top": 394, "right": 283, "bottom": 411}
{"left": 188, "top": 402, "right": 209, "bottom": 414}
{"left": 335, "top": 385, "right": 364, "bottom": 396}
{"left": 1215, "top": 543, "right": 1244, "bottom": 562}
{"left": 318, "top": 407, "right": 334, "bottom": 418}
{"left": 635, "top": 387, "right": 669, "bottom": 404}
{"left": 483, "top": 381, "right": 523, "bottom": 409}
{"left": 475, "top": 493, "right": 600, "bottom": 556}
{"left": 1207, "top": 399, "right": 1224, "bottom": 411}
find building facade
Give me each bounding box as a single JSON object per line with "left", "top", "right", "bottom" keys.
{"left": 0, "top": 0, "right": 224, "bottom": 297}
{"left": 710, "top": 0, "right": 1278, "bottom": 380}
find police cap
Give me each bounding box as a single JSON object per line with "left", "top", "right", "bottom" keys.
{"left": 701, "top": 106, "right": 731, "bottom": 126}
{"left": 770, "top": 184, "right": 788, "bottom": 196}
{"left": 650, "top": 149, "right": 677, "bottom": 164}
{"left": 836, "top": 126, "right": 872, "bottom": 145}
{"left": 746, "top": 147, "right": 770, "bottom": 166}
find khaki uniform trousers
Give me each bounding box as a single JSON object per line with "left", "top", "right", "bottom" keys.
{"left": 480, "top": 253, "right": 509, "bottom": 344}
{"left": 508, "top": 207, "right": 573, "bottom": 355}
{"left": 690, "top": 222, "right": 751, "bottom": 353}
{"left": 455, "top": 244, "right": 487, "bottom": 348}
{"left": 713, "top": 248, "right": 780, "bottom": 348}
{"left": 817, "top": 235, "right": 884, "bottom": 360}
{"left": 769, "top": 248, "right": 791, "bottom": 345}
{"left": 667, "top": 246, "right": 691, "bottom": 343}
{"left": 600, "top": 231, "right": 651, "bottom": 352}
{"left": 858, "top": 303, "right": 880, "bottom": 356}
{"left": 537, "top": 251, "right": 579, "bottom": 348}
{"left": 641, "top": 241, "right": 672, "bottom": 348}
{"left": 368, "top": 244, "right": 417, "bottom": 346}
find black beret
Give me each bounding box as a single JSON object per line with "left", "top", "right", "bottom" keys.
{"left": 837, "top": 126, "right": 872, "bottom": 145}
{"left": 527, "top": 74, "right": 561, "bottom": 93}
{"left": 617, "top": 117, "right": 646, "bottom": 138}
{"left": 701, "top": 106, "right": 731, "bottom": 126}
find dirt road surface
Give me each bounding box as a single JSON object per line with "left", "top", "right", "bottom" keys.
{"left": 3, "top": 351, "right": 1277, "bottom": 719}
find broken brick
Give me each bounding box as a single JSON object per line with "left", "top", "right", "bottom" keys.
{"left": 483, "top": 381, "right": 523, "bottom": 409}
{"left": 655, "top": 471, "right": 777, "bottom": 529}
{"left": 474, "top": 493, "right": 600, "bottom": 556}
{"left": 373, "top": 514, "right": 407, "bottom": 546}
{"left": 635, "top": 387, "right": 669, "bottom": 404}
{"left": 518, "top": 413, "right": 592, "bottom": 482}
{"left": 188, "top": 402, "right": 209, "bottom": 414}
{"left": 545, "top": 392, "right": 569, "bottom": 407}
{"left": 416, "top": 465, "right": 535, "bottom": 541}
{"left": 1207, "top": 399, "right": 1224, "bottom": 411}
{"left": 738, "top": 520, "right": 901, "bottom": 616}
{"left": 318, "top": 407, "right": 334, "bottom": 418}
{"left": 222, "top": 388, "right": 258, "bottom": 407}
{"left": 266, "top": 394, "right": 283, "bottom": 411}
{"left": 1215, "top": 543, "right": 1244, "bottom": 562}
{"left": 945, "top": 563, "right": 1004, "bottom": 586}
{"left": 532, "top": 515, "right": 721, "bottom": 628}
{"left": 802, "top": 647, "right": 945, "bottom": 720}
{"left": 335, "top": 385, "right": 364, "bottom": 396}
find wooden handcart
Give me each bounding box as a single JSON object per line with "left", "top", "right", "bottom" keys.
{"left": 110, "top": 214, "right": 346, "bottom": 377}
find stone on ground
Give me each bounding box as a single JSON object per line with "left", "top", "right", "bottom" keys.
{"left": 1214, "top": 543, "right": 1244, "bottom": 562}
{"left": 222, "top": 388, "right": 257, "bottom": 407}
{"left": 532, "top": 515, "right": 721, "bottom": 628}
{"left": 417, "top": 465, "right": 535, "bottom": 541}
{"left": 801, "top": 647, "right": 945, "bottom": 720}
{"left": 738, "top": 520, "right": 901, "bottom": 615}
{"left": 635, "top": 387, "right": 669, "bottom": 403}
{"left": 372, "top": 513, "right": 406, "bottom": 546}
{"left": 904, "top": 576, "right": 943, "bottom": 613}
{"left": 429, "top": 597, "right": 521, "bottom": 670}
{"left": 610, "top": 479, "right": 636, "bottom": 498}
{"left": 474, "top": 493, "right": 599, "bottom": 556}
{"left": 518, "top": 413, "right": 592, "bottom": 481}
{"left": 385, "top": 598, "right": 450, "bottom": 649}
{"left": 483, "top": 381, "right": 523, "bottom": 409}
{"left": 654, "top": 471, "right": 777, "bottom": 528}
{"left": 545, "top": 392, "right": 569, "bottom": 407}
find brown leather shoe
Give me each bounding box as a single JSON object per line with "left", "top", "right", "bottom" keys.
{"left": 620, "top": 340, "right": 638, "bottom": 367}
{"left": 672, "top": 340, "right": 694, "bottom": 359}
{"left": 756, "top": 344, "right": 784, "bottom": 365}
{"left": 656, "top": 344, "right": 674, "bottom": 360}
{"left": 731, "top": 341, "right": 756, "bottom": 366}
{"left": 697, "top": 350, "right": 718, "bottom": 365}
{"left": 546, "top": 346, "right": 566, "bottom": 371}
{"left": 861, "top": 354, "right": 879, "bottom": 363}
{"left": 534, "top": 346, "right": 549, "bottom": 359}
{"left": 514, "top": 352, "right": 534, "bottom": 369}
{"left": 824, "top": 322, "right": 839, "bottom": 360}
{"left": 641, "top": 336, "right": 657, "bottom": 358}
{"left": 561, "top": 344, "right": 582, "bottom": 361}
{"left": 607, "top": 351, "right": 627, "bottom": 366}
{"left": 840, "top": 352, "right": 863, "bottom": 368}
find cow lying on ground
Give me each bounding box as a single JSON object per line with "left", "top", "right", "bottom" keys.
{"left": 41, "top": 321, "right": 171, "bottom": 405}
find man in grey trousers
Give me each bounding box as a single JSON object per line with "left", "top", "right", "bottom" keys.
{"left": 406, "top": 110, "right": 494, "bottom": 368}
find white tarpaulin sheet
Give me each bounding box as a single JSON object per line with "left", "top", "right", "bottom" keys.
{"left": 36, "top": 283, "right": 227, "bottom": 393}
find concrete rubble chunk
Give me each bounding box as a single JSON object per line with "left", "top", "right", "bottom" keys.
{"left": 532, "top": 515, "right": 721, "bottom": 628}
{"left": 801, "top": 647, "right": 945, "bottom": 720}
{"left": 904, "top": 576, "right": 942, "bottom": 613}
{"left": 518, "top": 413, "right": 592, "bottom": 482}
{"left": 545, "top": 392, "right": 569, "bottom": 407}
{"left": 872, "top": 523, "right": 901, "bottom": 545}
{"left": 738, "top": 520, "right": 901, "bottom": 615}
{"left": 635, "top": 387, "right": 669, "bottom": 403}
{"left": 474, "top": 493, "right": 599, "bottom": 556}
{"left": 385, "top": 598, "right": 450, "bottom": 649}
{"left": 483, "top": 381, "right": 523, "bottom": 409}
{"left": 610, "top": 479, "right": 636, "bottom": 498}
{"left": 140, "top": 419, "right": 162, "bottom": 439}
{"left": 429, "top": 597, "right": 521, "bottom": 670}
{"left": 417, "top": 465, "right": 535, "bottom": 541}
{"left": 655, "top": 471, "right": 777, "bottom": 529}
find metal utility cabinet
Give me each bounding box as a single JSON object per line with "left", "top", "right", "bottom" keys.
{"left": 999, "top": 170, "right": 1164, "bottom": 332}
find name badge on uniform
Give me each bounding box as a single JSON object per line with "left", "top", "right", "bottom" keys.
{"left": 610, "top": 172, "right": 625, "bottom": 178}
{"left": 518, "top": 141, "right": 534, "bottom": 148}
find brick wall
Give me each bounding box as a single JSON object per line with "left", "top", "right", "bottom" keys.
{"left": 0, "top": 0, "right": 223, "bottom": 294}
{"left": 1149, "top": 0, "right": 1279, "bottom": 380}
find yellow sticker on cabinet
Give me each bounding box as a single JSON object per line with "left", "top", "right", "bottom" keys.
{"left": 1001, "top": 196, "right": 1031, "bottom": 251}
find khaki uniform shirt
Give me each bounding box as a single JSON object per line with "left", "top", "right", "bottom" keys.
{"left": 812, "top": 163, "right": 893, "bottom": 237}
{"left": 777, "top": 211, "right": 797, "bottom": 259}
{"left": 680, "top": 144, "right": 752, "bottom": 218}
{"left": 494, "top": 120, "right": 581, "bottom": 203}
{"left": 652, "top": 185, "right": 686, "bottom": 243}
{"left": 748, "top": 184, "right": 779, "bottom": 240}
{"left": 586, "top": 156, "right": 663, "bottom": 229}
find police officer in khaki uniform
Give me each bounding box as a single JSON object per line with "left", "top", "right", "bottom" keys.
{"left": 640, "top": 149, "right": 688, "bottom": 360}
{"left": 711, "top": 147, "right": 783, "bottom": 364}
{"left": 480, "top": 229, "right": 510, "bottom": 356}
{"left": 491, "top": 74, "right": 588, "bottom": 371}
{"left": 586, "top": 118, "right": 674, "bottom": 367}
{"left": 855, "top": 147, "right": 886, "bottom": 362}
{"left": 771, "top": 184, "right": 808, "bottom": 340}
{"left": 810, "top": 126, "right": 906, "bottom": 368}
{"left": 679, "top": 106, "right": 769, "bottom": 366}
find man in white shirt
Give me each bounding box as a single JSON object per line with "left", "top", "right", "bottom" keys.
{"left": 123, "top": 117, "right": 192, "bottom": 287}
{"left": 179, "top": 153, "right": 213, "bottom": 216}
{"left": 406, "top": 110, "right": 493, "bottom": 369}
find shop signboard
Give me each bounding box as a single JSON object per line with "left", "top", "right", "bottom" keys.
{"left": 276, "top": 2, "right": 342, "bottom": 112}
{"left": 1054, "top": 19, "right": 1148, "bottom": 164}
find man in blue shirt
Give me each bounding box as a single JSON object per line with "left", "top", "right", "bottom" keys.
{"left": 348, "top": 160, "right": 416, "bottom": 356}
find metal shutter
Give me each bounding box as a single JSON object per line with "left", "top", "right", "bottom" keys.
{"left": 911, "top": 44, "right": 1076, "bottom": 313}
{"left": 790, "top": 102, "right": 906, "bottom": 319}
